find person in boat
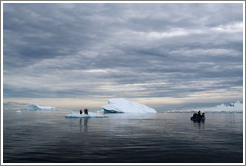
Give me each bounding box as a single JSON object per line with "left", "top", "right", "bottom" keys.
{"left": 80, "top": 109, "right": 82, "bottom": 114}
{"left": 193, "top": 112, "right": 198, "bottom": 118}
{"left": 202, "top": 112, "right": 205, "bottom": 117}
{"left": 192, "top": 111, "right": 205, "bottom": 119}
{"left": 84, "top": 108, "right": 88, "bottom": 115}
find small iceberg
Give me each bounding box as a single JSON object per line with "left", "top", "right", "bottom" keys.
{"left": 101, "top": 98, "right": 157, "bottom": 114}
{"left": 27, "top": 104, "right": 56, "bottom": 111}
{"left": 16, "top": 110, "right": 22, "bottom": 114}
{"left": 65, "top": 111, "right": 106, "bottom": 118}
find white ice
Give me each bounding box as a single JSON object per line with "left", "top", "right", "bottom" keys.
{"left": 168, "top": 101, "right": 243, "bottom": 113}
{"left": 65, "top": 111, "right": 106, "bottom": 118}
{"left": 27, "top": 104, "right": 56, "bottom": 111}
{"left": 16, "top": 110, "right": 22, "bottom": 114}
{"left": 101, "top": 98, "right": 157, "bottom": 114}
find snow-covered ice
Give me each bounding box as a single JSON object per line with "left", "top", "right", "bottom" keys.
{"left": 16, "top": 110, "right": 22, "bottom": 114}
{"left": 27, "top": 104, "right": 56, "bottom": 111}
{"left": 65, "top": 111, "right": 106, "bottom": 118}
{"left": 202, "top": 101, "right": 243, "bottom": 112}
{"left": 101, "top": 98, "right": 157, "bottom": 114}
{"left": 168, "top": 101, "right": 243, "bottom": 113}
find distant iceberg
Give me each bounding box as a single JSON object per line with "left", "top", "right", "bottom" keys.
{"left": 16, "top": 110, "right": 22, "bottom": 114}
{"left": 168, "top": 101, "right": 243, "bottom": 113}
{"left": 27, "top": 104, "right": 56, "bottom": 111}
{"left": 65, "top": 111, "right": 106, "bottom": 118}
{"left": 202, "top": 101, "right": 243, "bottom": 112}
{"left": 101, "top": 98, "right": 157, "bottom": 114}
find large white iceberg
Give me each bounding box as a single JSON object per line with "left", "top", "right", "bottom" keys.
{"left": 101, "top": 98, "right": 157, "bottom": 114}
{"left": 27, "top": 104, "right": 56, "bottom": 111}
{"left": 65, "top": 111, "right": 106, "bottom": 118}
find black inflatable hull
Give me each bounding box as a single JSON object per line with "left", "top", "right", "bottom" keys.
{"left": 190, "top": 116, "right": 205, "bottom": 121}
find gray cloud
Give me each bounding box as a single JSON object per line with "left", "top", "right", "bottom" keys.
{"left": 3, "top": 3, "right": 243, "bottom": 104}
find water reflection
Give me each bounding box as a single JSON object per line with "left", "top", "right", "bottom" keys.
{"left": 67, "top": 118, "right": 89, "bottom": 132}
{"left": 192, "top": 119, "right": 205, "bottom": 130}
{"left": 80, "top": 118, "right": 88, "bottom": 133}
{"left": 68, "top": 118, "right": 76, "bottom": 129}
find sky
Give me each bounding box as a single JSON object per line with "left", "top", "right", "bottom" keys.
{"left": 2, "top": 2, "right": 244, "bottom": 109}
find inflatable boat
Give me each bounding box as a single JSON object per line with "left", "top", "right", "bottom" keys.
{"left": 190, "top": 116, "right": 205, "bottom": 121}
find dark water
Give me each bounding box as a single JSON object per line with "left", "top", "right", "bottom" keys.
{"left": 3, "top": 109, "right": 243, "bottom": 163}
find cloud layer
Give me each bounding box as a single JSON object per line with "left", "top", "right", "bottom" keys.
{"left": 3, "top": 3, "right": 243, "bottom": 104}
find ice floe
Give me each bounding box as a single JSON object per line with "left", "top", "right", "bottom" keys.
{"left": 16, "top": 110, "right": 22, "bottom": 114}
{"left": 65, "top": 111, "right": 106, "bottom": 118}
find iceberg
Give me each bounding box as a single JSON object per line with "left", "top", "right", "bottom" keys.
{"left": 101, "top": 98, "right": 157, "bottom": 114}
{"left": 202, "top": 101, "right": 243, "bottom": 113}
{"left": 16, "top": 110, "right": 22, "bottom": 114}
{"left": 65, "top": 111, "right": 106, "bottom": 118}
{"left": 168, "top": 101, "right": 243, "bottom": 113}
{"left": 27, "top": 104, "right": 56, "bottom": 111}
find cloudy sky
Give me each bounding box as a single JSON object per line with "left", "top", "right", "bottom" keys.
{"left": 3, "top": 2, "right": 244, "bottom": 108}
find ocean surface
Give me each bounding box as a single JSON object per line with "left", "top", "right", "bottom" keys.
{"left": 3, "top": 107, "right": 243, "bottom": 163}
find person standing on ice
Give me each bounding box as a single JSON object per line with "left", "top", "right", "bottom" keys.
{"left": 80, "top": 109, "right": 82, "bottom": 114}
{"left": 84, "top": 108, "right": 88, "bottom": 115}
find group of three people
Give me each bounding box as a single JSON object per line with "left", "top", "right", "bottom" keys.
{"left": 80, "top": 108, "right": 89, "bottom": 115}
{"left": 192, "top": 110, "right": 205, "bottom": 118}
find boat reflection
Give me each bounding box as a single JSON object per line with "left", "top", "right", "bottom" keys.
{"left": 192, "top": 118, "right": 205, "bottom": 130}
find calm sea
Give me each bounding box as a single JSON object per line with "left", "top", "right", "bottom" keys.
{"left": 3, "top": 107, "right": 243, "bottom": 163}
